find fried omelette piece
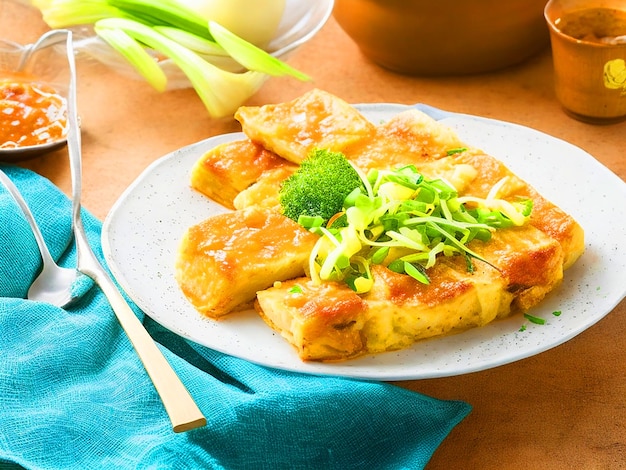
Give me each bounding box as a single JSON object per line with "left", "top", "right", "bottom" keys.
{"left": 190, "top": 139, "right": 295, "bottom": 209}
{"left": 192, "top": 88, "right": 376, "bottom": 209}
{"left": 175, "top": 206, "right": 319, "bottom": 318}
{"left": 234, "top": 88, "right": 376, "bottom": 164}
{"left": 255, "top": 262, "right": 510, "bottom": 362}
{"left": 451, "top": 150, "right": 585, "bottom": 269}
{"left": 232, "top": 164, "right": 295, "bottom": 211}
{"left": 255, "top": 278, "right": 371, "bottom": 361}
{"left": 255, "top": 224, "right": 563, "bottom": 361}
{"left": 343, "top": 108, "right": 467, "bottom": 171}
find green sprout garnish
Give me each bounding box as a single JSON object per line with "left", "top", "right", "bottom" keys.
{"left": 446, "top": 147, "right": 468, "bottom": 156}
{"left": 524, "top": 313, "right": 546, "bottom": 325}
{"left": 280, "top": 150, "right": 533, "bottom": 294}
{"left": 288, "top": 285, "right": 303, "bottom": 294}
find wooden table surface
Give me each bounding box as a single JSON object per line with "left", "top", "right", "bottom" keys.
{"left": 4, "top": 2, "right": 625, "bottom": 468}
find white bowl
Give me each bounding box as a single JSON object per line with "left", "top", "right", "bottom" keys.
{"left": 71, "top": 0, "right": 334, "bottom": 89}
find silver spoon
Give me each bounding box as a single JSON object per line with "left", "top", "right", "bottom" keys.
{"left": 0, "top": 168, "right": 85, "bottom": 307}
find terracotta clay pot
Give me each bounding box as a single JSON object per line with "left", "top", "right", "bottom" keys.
{"left": 333, "top": 0, "right": 550, "bottom": 75}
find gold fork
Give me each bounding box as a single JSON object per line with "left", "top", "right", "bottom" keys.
{"left": 63, "top": 30, "right": 206, "bottom": 433}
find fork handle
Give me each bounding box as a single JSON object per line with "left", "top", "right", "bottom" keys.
{"left": 93, "top": 270, "right": 207, "bottom": 432}
{"left": 60, "top": 29, "right": 205, "bottom": 433}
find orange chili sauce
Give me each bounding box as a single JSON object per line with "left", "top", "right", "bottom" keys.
{"left": 0, "top": 73, "right": 68, "bottom": 149}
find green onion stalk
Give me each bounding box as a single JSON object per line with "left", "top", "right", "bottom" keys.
{"left": 32, "top": 0, "right": 310, "bottom": 117}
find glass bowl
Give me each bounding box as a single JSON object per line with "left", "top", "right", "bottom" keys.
{"left": 70, "top": 0, "right": 334, "bottom": 89}
{"left": 0, "top": 30, "right": 71, "bottom": 162}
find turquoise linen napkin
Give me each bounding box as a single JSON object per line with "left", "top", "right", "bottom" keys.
{"left": 0, "top": 164, "right": 470, "bottom": 470}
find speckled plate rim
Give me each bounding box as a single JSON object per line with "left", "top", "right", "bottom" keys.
{"left": 101, "top": 103, "right": 626, "bottom": 380}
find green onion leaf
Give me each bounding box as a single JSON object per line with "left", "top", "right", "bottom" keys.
{"left": 297, "top": 214, "right": 324, "bottom": 229}
{"left": 370, "top": 246, "right": 389, "bottom": 264}
{"left": 209, "top": 21, "right": 310, "bottom": 80}
{"left": 106, "top": 0, "right": 214, "bottom": 40}
{"left": 95, "top": 17, "right": 268, "bottom": 117}
{"left": 95, "top": 25, "right": 168, "bottom": 92}
{"left": 34, "top": 0, "right": 128, "bottom": 28}
{"left": 153, "top": 26, "right": 228, "bottom": 56}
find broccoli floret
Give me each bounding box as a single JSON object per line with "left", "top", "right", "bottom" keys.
{"left": 279, "top": 149, "right": 365, "bottom": 225}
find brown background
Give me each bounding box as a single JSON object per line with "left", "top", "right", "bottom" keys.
{"left": 3, "top": 1, "right": 625, "bottom": 468}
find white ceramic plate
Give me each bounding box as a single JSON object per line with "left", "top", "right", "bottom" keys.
{"left": 102, "top": 104, "right": 626, "bottom": 380}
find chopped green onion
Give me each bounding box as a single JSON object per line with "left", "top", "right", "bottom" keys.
{"left": 370, "top": 246, "right": 389, "bottom": 265}
{"left": 552, "top": 310, "right": 562, "bottom": 317}
{"left": 307, "top": 159, "right": 532, "bottom": 293}
{"left": 298, "top": 215, "right": 325, "bottom": 229}
{"left": 524, "top": 313, "right": 546, "bottom": 325}
{"left": 403, "top": 261, "right": 430, "bottom": 285}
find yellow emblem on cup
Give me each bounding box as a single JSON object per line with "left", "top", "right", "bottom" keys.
{"left": 604, "top": 58, "right": 626, "bottom": 94}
